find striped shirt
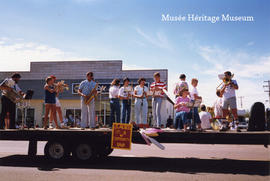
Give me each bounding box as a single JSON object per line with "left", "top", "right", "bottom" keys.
{"left": 150, "top": 81, "right": 166, "bottom": 97}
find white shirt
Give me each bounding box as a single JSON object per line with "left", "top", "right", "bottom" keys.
{"left": 199, "top": 111, "right": 212, "bottom": 129}
{"left": 134, "top": 85, "right": 148, "bottom": 97}
{"left": 221, "top": 80, "right": 238, "bottom": 99}
{"left": 109, "top": 85, "right": 120, "bottom": 99}
{"left": 190, "top": 86, "right": 199, "bottom": 100}
{"left": 213, "top": 97, "right": 223, "bottom": 118}
{"left": 118, "top": 86, "right": 133, "bottom": 98}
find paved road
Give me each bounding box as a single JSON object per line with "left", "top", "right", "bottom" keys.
{"left": 0, "top": 141, "right": 269, "bottom": 181}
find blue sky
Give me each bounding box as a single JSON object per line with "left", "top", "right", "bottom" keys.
{"left": 0, "top": 0, "right": 269, "bottom": 109}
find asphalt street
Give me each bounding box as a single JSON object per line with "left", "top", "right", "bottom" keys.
{"left": 0, "top": 141, "right": 269, "bottom": 181}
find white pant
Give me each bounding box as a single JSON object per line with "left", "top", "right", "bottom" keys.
{"left": 55, "top": 97, "right": 61, "bottom": 107}
{"left": 81, "top": 99, "right": 95, "bottom": 128}
{"left": 152, "top": 97, "right": 163, "bottom": 127}
{"left": 134, "top": 98, "right": 148, "bottom": 124}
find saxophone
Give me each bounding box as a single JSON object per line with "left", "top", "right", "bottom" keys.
{"left": 84, "top": 83, "right": 99, "bottom": 105}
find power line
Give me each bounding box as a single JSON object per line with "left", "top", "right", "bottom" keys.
{"left": 238, "top": 96, "right": 244, "bottom": 108}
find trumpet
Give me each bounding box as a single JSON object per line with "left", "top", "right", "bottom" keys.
{"left": 216, "top": 74, "right": 234, "bottom": 90}
{"left": 55, "top": 80, "right": 69, "bottom": 93}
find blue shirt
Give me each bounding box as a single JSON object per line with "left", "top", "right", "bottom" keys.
{"left": 79, "top": 80, "right": 96, "bottom": 100}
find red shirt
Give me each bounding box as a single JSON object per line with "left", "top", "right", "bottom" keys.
{"left": 150, "top": 81, "right": 167, "bottom": 97}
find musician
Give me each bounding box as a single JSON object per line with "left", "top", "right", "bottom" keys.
{"left": 174, "top": 74, "right": 189, "bottom": 97}
{"left": 189, "top": 78, "right": 202, "bottom": 130}
{"left": 49, "top": 75, "right": 65, "bottom": 128}
{"left": 220, "top": 71, "right": 239, "bottom": 126}
{"left": 134, "top": 78, "right": 148, "bottom": 125}
{"left": 150, "top": 72, "right": 166, "bottom": 128}
{"left": 173, "top": 88, "right": 191, "bottom": 131}
{"left": 213, "top": 89, "right": 223, "bottom": 121}
{"left": 118, "top": 77, "right": 133, "bottom": 124}
{"left": 109, "top": 79, "right": 121, "bottom": 127}
{"left": 0, "top": 73, "right": 24, "bottom": 129}
{"left": 43, "top": 76, "right": 59, "bottom": 129}
{"left": 78, "top": 72, "right": 97, "bottom": 129}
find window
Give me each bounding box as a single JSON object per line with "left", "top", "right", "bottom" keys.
{"left": 65, "top": 109, "right": 81, "bottom": 127}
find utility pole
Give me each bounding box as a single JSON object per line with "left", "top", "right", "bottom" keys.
{"left": 238, "top": 96, "right": 244, "bottom": 108}
{"left": 263, "top": 80, "right": 270, "bottom": 106}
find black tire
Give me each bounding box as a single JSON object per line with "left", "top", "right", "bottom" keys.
{"left": 266, "top": 108, "right": 270, "bottom": 131}
{"left": 248, "top": 102, "right": 266, "bottom": 131}
{"left": 72, "top": 143, "right": 96, "bottom": 161}
{"left": 44, "top": 141, "right": 70, "bottom": 161}
{"left": 97, "top": 144, "right": 114, "bottom": 158}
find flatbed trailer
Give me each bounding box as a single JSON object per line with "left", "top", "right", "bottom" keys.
{"left": 0, "top": 129, "right": 269, "bottom": 162}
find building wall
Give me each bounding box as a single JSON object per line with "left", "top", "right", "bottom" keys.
{"left": 0, "top": 61, "right": 168, "bottom": 81}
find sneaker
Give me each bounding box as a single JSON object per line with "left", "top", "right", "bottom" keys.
{"left": 60, "top": 123, "right": 68, "bottom": 129}
{"left": 220, "top": 125, "right": 229, "bottom": 131}
{"left": 49, "top": 123, "right": 53, "bottom": 129}
{"left": 230, "top": 127, "right": 236, "bottom": 131}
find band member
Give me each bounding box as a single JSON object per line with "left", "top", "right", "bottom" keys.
{"left": 49, "top": 75, "right": 65, "bottom": 128}
{"left": 174, "top": 74, "right": 189, "bottom": 97}
{"left": 189, "top": 78, "right": 202, "bottom": 130}
{"left": 109, "top": 79, "right": 121, "bottom": 127}
{"left": 44, "top": 76, "right": 59, "bottom": 129}
{"left": 213, "top": 89, "right": 223, "bottom": 122}
{"left": 78, "top": 72, "right": 97, "bottom": 129}
{"left": 134, "top": 78, "right": 148, "bottom": 125}
{"left": 150, "top": 72, "right": 166, "bottom": 128}
{"left": 0, "top": 73, "right": 24, "bottom": 129}
{"left": 173, "top": 89, "right": 191, "bottom": 131}
{"left": 199, "top": 104, "right": 213, "bottom": 130}
{"left": 220, "top": 71, "right": 239, "bottom": 127}
{"left": 118, "top": 77, "right": 133, "bottom": 124}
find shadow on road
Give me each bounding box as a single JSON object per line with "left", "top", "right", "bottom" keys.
{"left": 0, "top": 155, "right": 269, "bottom": 176}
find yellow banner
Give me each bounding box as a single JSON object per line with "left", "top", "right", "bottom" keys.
{"left": 111, "top": 123, "right": 133, "bottom": 150}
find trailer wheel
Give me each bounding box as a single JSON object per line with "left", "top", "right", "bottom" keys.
{"left": 73, "top": 143, "right": 96, "bottom": 161}
{"left": 99, "top": 144, "right": 113, "bottom": 158}
{"left": 44, "top": 141, "right": 70, "bottom": 160}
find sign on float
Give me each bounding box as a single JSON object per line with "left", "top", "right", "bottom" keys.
{"left": 111, "top": 123, "right": 133, "bottom": 150}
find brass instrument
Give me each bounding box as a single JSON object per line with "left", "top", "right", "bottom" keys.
{"left": 216, "top": 73, "right": 234, "bottom": 90}
{"left": 124, "top": 85, "right": 133, "bottom": 98}
{"left": 84, "top": 83, "right": 106, "bottom": 105}
{"left": 55, "top": 80, "right": 69, "bottom": 93}
{"left": 3, "top": 89, "right": 23, "bottom": 104}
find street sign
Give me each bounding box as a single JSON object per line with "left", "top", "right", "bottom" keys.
{"left": 111, "top": 123, "right": 133, "bottom": 150}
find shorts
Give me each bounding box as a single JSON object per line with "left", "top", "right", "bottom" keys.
{"left": 55, "top": 97, "right": 61, "bottom": 107}
{"left": 45, "top": 98, "right": 56, "bottom": 104}
{"left": 222, "top": 96, "right": 237, "bottom": 109}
